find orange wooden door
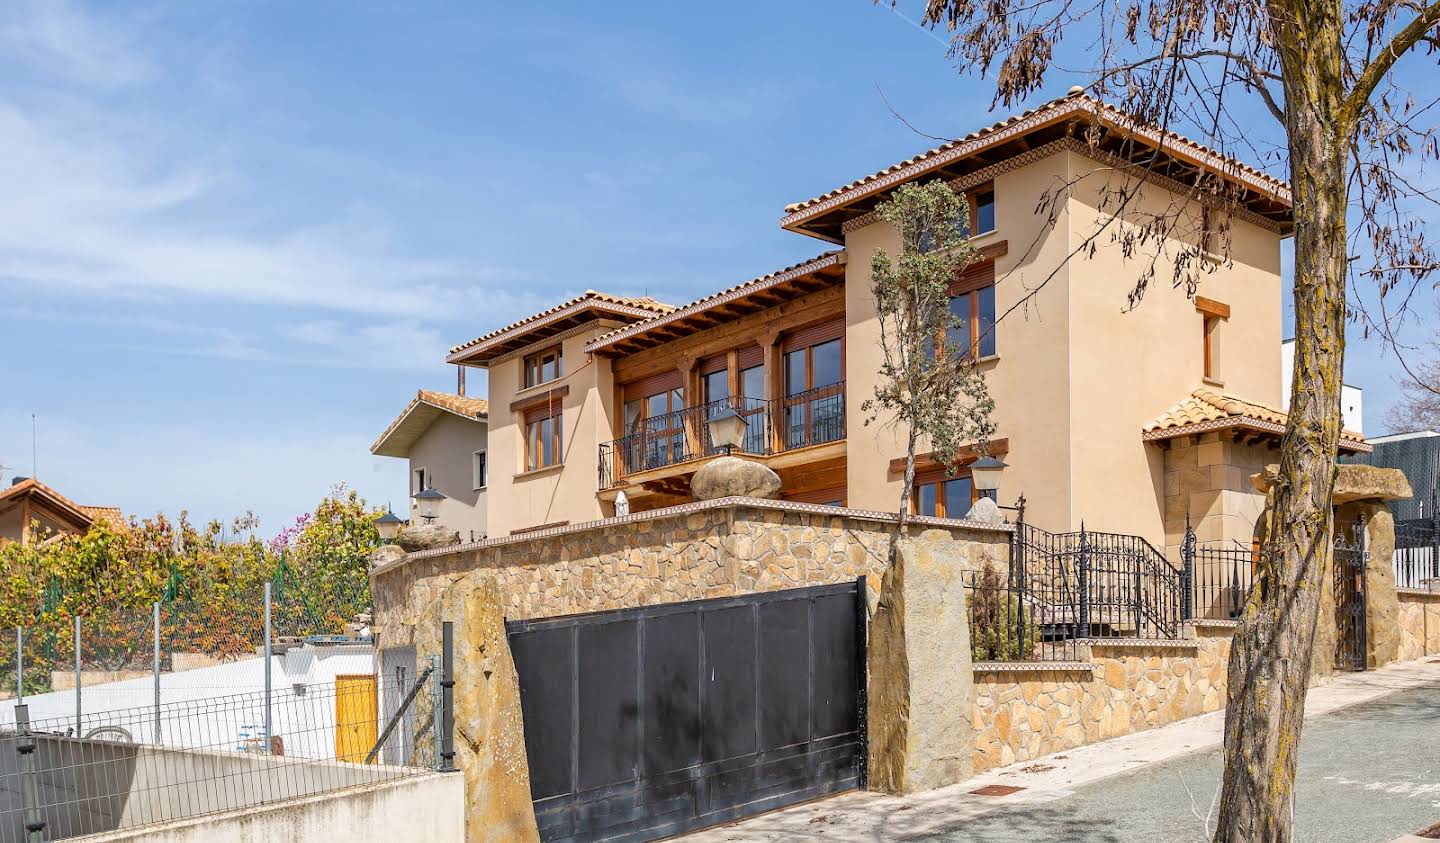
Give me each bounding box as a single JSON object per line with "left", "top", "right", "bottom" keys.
{"left": 335, "top": 674, "right": 378, "bottom": 763}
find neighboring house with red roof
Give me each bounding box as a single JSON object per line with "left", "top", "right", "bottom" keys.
{"left": 0, "top": 477, "right": 126, "bottom": 545}
{"left": 437, "top": 90, "right": 1370, "bottom": 555}
{"left": 370, "top": 389, "right": 490, "bottom": 541}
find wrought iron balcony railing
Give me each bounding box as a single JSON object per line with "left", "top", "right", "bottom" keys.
{"left": 598, "top": 383, "right": 846, "bottom": 489}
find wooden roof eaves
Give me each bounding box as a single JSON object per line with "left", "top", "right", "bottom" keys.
{"left": 447, "top": 301, "right": 661, "bottom": 365}
{"left": 783, "top": 97, "right": 1292, "bottom": 237}
{"left": 584, "top": 252, "right": 848, "bottom": 356}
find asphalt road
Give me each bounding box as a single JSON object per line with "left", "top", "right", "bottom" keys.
{"left": 922, "top": 685, "right": 1440, "bottom": 843}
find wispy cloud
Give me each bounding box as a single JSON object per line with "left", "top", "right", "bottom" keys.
{"left": 0, "top": 0, "right": 149, "bottom": 88}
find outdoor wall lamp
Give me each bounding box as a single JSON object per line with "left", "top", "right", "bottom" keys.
{"left": 412, "top": 486, "right": 446, "bottom": 524}
{"left": 708, "top": 407, "right": 749, "bottom": 454}
{"left": 969, "top": 455, "right": 1007, "bottom": 494}
{"left": 375, "top": 506, "right": 405, "bottom": 543}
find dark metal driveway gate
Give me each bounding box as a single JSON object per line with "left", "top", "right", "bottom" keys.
{"left": 506, "top": 580, "right": 866, "bottom": 843}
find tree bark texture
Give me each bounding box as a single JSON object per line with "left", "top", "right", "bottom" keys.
{"left": 1215, "top": 3, "right": 1351, "bottom": 838}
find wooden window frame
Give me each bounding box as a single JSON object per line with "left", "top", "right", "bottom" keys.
{"left": 472, "top": 450, "right": 487, "bottom": 490}
{"left": 523, "top": 403, "right": 563, "bottom": 472}
{"left": 522, "top": 345, "right": 564, "bottom": 390}
{"left": 411, "top": 466, "right": 428, "bottom": 495}
{"left": 1195, "top": 297, "right": 1229, "bottom": 382}
{"left": 966, "top": 184, "right": 996, "bottom": 237}
{"left": 945, "top": 262, "right": 997, "bottom": 360}
{"left": 909, "top": 469, "right": 979, "bottom": 518}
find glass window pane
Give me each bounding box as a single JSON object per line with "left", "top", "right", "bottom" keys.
{"left": 975, "top": 190, "right": 996, "bottom": 234}
{"left": 704, "top": 370, "right": 729, "bottom": 404}
{"left": 541, "top": 417, "right": 554, "bottom": 466}
{"left": 916, "top": 484, "right": 938, "bottom": 517}
{"left": 785, "top": 350, "right": 806, "bottom": 394}
{"left": 977, "top": 285, "right": 996, "bottom": 358}
{"left": 526, "top": 422, "right": 538, "bottom": 471}
{"left": 554, "top": 414, "right": 563, "bottom": 463}
{"left": 625, "top": 399, "right": 642, "bottom": 431}
{"left": 944, "top": 477, "right": 973, "bottom": 518}
{"left": 811, "top": 339, "right": 842, "bottom": 388}
{"left": 647, "top": 393, "right": 668, "bottom": 421}
{"left": 946, "top": 295, "right": 968, "bottom": 356}
{"left": 740, "top": 365, "right": 765, "bottom": 401}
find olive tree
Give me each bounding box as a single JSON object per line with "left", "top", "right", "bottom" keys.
{"left": 898, "top": 0, "right": 1440, "bottom": 837}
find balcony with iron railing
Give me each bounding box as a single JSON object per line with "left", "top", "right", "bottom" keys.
{"left": 598, "top": 383, "right": 846, "bottom": 490}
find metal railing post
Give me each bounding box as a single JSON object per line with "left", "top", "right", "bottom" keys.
{"left": 1431, "top": 486, "right": 1439, "bottom": 582}
{"left": 440, "top": 621, "right": 456, "bottom": 772}
{"left": 15, "top": 703, "right": 45, "bottom": 842}
{"left": 152, "top": 602, "right": 161, "bottom": 743}
{"left": 1181, "top": 515, "right": 1195, "bottom": 622}
{"left": 1077, "top": 524, "right": 1091, "bottom": 639}
{"left": 264, "top": 581, "right": 273, "bottom": 754}
{"left": 75, "top": 615, "right": 82, "bottom": 736}
{"left": 430, "top": 654, "right": 443, "bottom": 771}
{"left": 14, "top": 627, "right": 23, "bottom": 703}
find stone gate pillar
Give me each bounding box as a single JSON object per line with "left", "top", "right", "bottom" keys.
{"left": 1253, "top": 463, "right": 1411, "bottom": 674}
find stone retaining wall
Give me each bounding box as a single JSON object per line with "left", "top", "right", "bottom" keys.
{"left": 970, "top": 625, "right": 1233, "bottom": 771}
{"left": 1397, "top": 588, "right": 1440, "bottom": 661}
{"left": 371, "top": 497, "right": 1011, "bottom": 643}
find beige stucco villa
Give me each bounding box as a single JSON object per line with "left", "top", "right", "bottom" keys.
{"left": 442, "top": 90, "right": 1368, "bottom": 551}
{"left": 370, "top": 388, "right": 490, "bottom": 541}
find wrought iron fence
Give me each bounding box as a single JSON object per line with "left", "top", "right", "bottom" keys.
{"left": 1185, "top": 538, "right": 1255, "bottom": 621}
{"left": 1394, "top": 516, "right": 1440, "bottom": 590}
{"left": 985, "top": 519, "right": 1187, "bottom": 664}
{"left": 966, "top": 563, "right": 1082, "bottom": 664}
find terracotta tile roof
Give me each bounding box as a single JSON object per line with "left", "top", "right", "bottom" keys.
{"left": 371, "top": 389, "right": 489, "bottom": 457}
{"left": 0, "top": 477, "right": 123, "bottom": 531}
{"left": 447, "top": 291, "right": 675, "bottom": 359}
{"left": 584, "top": 251, "right": 846, "bottom": 353}
{"left": 1143, "top": 388, "right": 1370, "bottom": 452}
{"left": 416, "top": 389, "right": 489, "bottom": 419}
{"left": 79, "top": 506, "right": 127, "bottom": 530}
{"left": 781, "top": 90, "right": 1291, "bottom": 222}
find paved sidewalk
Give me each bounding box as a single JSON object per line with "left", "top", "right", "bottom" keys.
{"left": 679, "top": 657, "right": 1440, "bottom": 842}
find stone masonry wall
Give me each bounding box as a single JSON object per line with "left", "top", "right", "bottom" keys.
{"left": 372, "top": 497, "right": 1011, "bottom": 645}
{"left": 1398, "top": 589, "right": 1440, "bottom": 661}
{"left": 971, "top": 625, "right": 1234, "bottom": 771}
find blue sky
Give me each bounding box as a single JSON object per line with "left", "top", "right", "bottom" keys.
{"left": 1, "top": 1, "right": 1425, "bottom": 534}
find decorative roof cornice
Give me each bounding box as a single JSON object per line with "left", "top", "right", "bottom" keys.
{"left": 784, "top": 92, "right": 1291, "bottom": 231}
{"left": 447, "top": 292, "right": 674, "bottom": 364}
{"left": 839, "top": 137, "right": 1285, "bottom": 236}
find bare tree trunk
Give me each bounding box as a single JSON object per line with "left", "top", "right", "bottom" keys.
{"left": 1215, "top": 7, "right": 1350, "bottom": 838}
{"left": 898, "top": 424, "right": 919, "bottom": 538}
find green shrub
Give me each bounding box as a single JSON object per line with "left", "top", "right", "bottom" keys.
{"left": 969, "top": 563, "right": 1039, "bottom": 661}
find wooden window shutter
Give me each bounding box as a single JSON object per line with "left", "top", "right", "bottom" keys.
{"left": 622, "top": 369, "right": 684, "bottom": 401}
{"left": 700, "top": 354, "right": 728, "bottom": 375}
{"left": 735, "top": 345, "right": 764, "bottom": 369}
{"left": 949, "top": 260, "right": 996, "bottom": 296}
{"left": 782, "top": 316, "right": 845, "bottom": 352}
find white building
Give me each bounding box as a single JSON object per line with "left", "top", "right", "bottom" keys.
{"left": 1281, "top": 338, "right": 1364, "bottom": 435}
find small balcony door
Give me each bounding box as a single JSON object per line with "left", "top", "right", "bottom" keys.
{"left": 702, "top": 355, "right": 767, "bottom": 454}
{"left": 623, "top": 374, "right": 686, "bottom": 472}
{"left": 783, "top": 327, "right": 844, "bottom": 449}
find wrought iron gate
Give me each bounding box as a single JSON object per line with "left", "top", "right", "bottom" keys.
{"left": 1333, "top": 519, "right": 1368, "bottom": 672}
{"left": 506, "top": 580, "right": 866, "bottom": 843}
